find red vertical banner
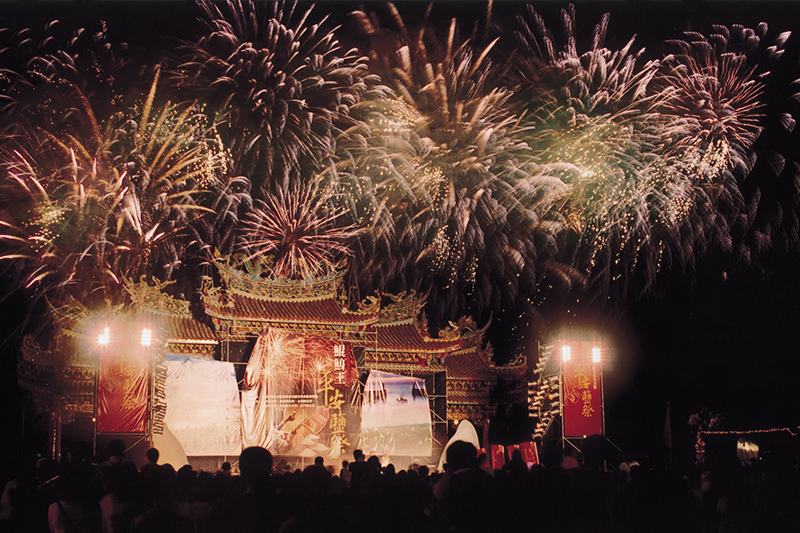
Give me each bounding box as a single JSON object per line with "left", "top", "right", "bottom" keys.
{"left": 519, "top": 441, "right": 539, "bottom": 466}
{"left": 563, "top": 342, "right": 603, "bottom": 437}
{"left": 491, "top": 444, "right": 506, "bottom": 470}
{"left": 97, "top": 338, "right": 150, "bottom": 433}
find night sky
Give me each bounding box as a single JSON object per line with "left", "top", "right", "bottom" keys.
{"left": 1, "top": 0, "right": 800, "bottom": 467}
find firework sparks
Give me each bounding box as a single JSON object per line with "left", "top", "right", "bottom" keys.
{"left": 0, "top": 1, "right": 796, "bottom": 348}
{"left": 239, "top": 183, "right": 356, "bottom": 280}
{"left": 168, "top": 0, "right": 370, "bottom": 190}
{"left": 655, "top": 23, "right": 800, "bottom": 264}
{"left": 349, "top": 2, "right": 557, "bottom": 329}
{"left": 509, "top": 5, "right": 712, "bottom": 303}
{"left": 0, "top": 71, "right": 227, "bottom": 315}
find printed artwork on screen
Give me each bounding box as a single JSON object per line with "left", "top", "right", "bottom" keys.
{"left": 360, "top": 370, "right": 432, "bottom": 457}
{"left": 241, "top": 328, "right": 358, "bottom": 458}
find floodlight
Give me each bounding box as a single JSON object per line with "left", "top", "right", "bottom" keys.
{"left": 561, "top": 345, "right": 571, "bottom": 362}
{"left": 98, "top": 327, "right": 110, "bottom": 346}
{"left": 591, "top": 346, "right": 601, "bottom": 364}
{"left": 141, "top": 328, "right": 152, "bottom": 347}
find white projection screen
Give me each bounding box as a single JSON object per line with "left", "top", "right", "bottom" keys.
{"left": 361, "top": 370, "right": 432, "bottom": 457}
{"left": 163, "top": 354, "right": 242, "bottom": 456}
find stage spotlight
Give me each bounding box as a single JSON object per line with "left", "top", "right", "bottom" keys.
{"left": 561, "top": 345, "right": 571, "bottom": 362}
{"left": 98, "top": 327, "right": 110, "bottom": 346}
{"left": 592, "top": 346, "right": 602, "bottom": 364}
{"left": 141, "top": 328, "right": 152, "bottom": 347}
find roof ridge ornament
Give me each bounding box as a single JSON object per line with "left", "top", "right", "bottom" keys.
{"left": 124, "top": 277, "right": 193, "bottom": 317}
{"left": 213, "top": 250, "right": 348, "bottom": 301}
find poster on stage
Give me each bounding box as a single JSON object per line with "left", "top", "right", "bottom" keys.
{"left": 163, "top": 354, "right": 242, "bottom": 456}
{"left": 97, "top": 340, "right": 149, "bottom": 433}
{"left": 360, "top": 371, "right": 432, "bottom": 457}
{"left": 562, "top": 342, "right": 604, "bottom": 437}
{"left": 241, "top": 328, "right": 358, "bottom": 458}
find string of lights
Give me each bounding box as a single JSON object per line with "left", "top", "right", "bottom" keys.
{"left": 701, "top": 427, "right": 799, "bottom": 437}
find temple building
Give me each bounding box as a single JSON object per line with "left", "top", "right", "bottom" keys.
{"left": 18, "top": 253, "right": 528, "bottom": 466}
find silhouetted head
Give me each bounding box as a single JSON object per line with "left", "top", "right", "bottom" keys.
{"left": 107, "top": 439, "right": 125, "bottom": 458}
{"left": 366, "top": 455, "right": 381, "bottom": 472}
{"left": 239, "top": 446, "right": 273, "bottom": 485}
{"left": 146, "top": 447, "right": 159, "bottom": 463}
{"left": 445, "top": 440, "right": 478, "bottom": 471}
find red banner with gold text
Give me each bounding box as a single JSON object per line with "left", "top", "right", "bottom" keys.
{"left": 519, "top": 441, "right": 539, "bottom": 466}
{"left": 97, "top": 341, "right": 149, "bottom": 433}
{"left": 563, "top": 342, "right": 603, "bottom": 437}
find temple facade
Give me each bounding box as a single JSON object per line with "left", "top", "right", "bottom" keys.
{"left": 18, "top": 253, "right": 528, "bottom": 461}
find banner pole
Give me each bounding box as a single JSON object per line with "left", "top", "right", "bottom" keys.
{"left": 559, "top": 366, "right": 565, "bottom": 461}
{"left": 93, "top": 346, "right": 99, "bottom": 458}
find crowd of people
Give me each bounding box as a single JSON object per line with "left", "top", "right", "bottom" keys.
{"left": 0, "top": 438, "right": 798, "bottom": 532}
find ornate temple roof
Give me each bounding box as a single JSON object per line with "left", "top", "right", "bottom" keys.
{"left": 204, "top": 292, "right": 378, "bottom": 327}
{"left": 124, "top": 278, "right": 218, "bottom": 346}
{"left": 18, "top": 334, "right": 95, "bottom": 421}
{"left": 372, "top": 292, "right": 463, "bottom": 355}
{"left": 203, "top": 254, "right": 381, "bottom": 337}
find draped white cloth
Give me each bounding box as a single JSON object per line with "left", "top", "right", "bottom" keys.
{"left": 437, "top": 420, "right": 480, "bottom": 472}
{"left": 163, "top": 354, "right": 241, "bottom": 456}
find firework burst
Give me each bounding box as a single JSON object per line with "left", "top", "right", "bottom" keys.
{"left": 238, "top": 183, "right": 357, "bottom": 280}
{"left": 349, "top": 2, "right": 557, "bottom": 329}
{"left": 656, "top": 23, "right": 800, "bottom": 265}
{"left": 316, "top": 80, "right": 423, "bottom": 299}
{"left": 168, "top": 0, "right": 370, "bottom": 191}
{"left": 0, "top": 71, "right": 228, "bottom": 316}
{"left": 656, "top": 32, "right": 766, "bottom": 175}
{"left": 0, "top": 14, "right": 149, "bottom": 138}
{"left": 509, "top": 5, "right": 704, "bottom": 304}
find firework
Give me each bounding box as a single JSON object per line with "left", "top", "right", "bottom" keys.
{"left": 656, "top": 23, "right": 800, "bottom": 263}
{"left": 349, "top": 2, "right": 556, "bottom": 330}
{"left": 0, "top": 1, "right": 795, "bottom": 349}
{"left": 167, "top": 0, "right": 370, "bottom": 191}
{"left": 0, "top": 71, "right": 228, "bottom": 316}
{"left": 0, "top": 14, "right": 148, "bottom": 138}
{"left": 317, "top": 85, "right": 423, "bottom": 300}
{"left": 238, "top": 183, "right": 357, "bottom": 280}
{"left": 509, "top": 5, "right": 710, "bottom": 304}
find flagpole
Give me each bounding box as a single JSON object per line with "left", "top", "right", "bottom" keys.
{"left": 664, "top": 401, "right": 673, "bottom": 466}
